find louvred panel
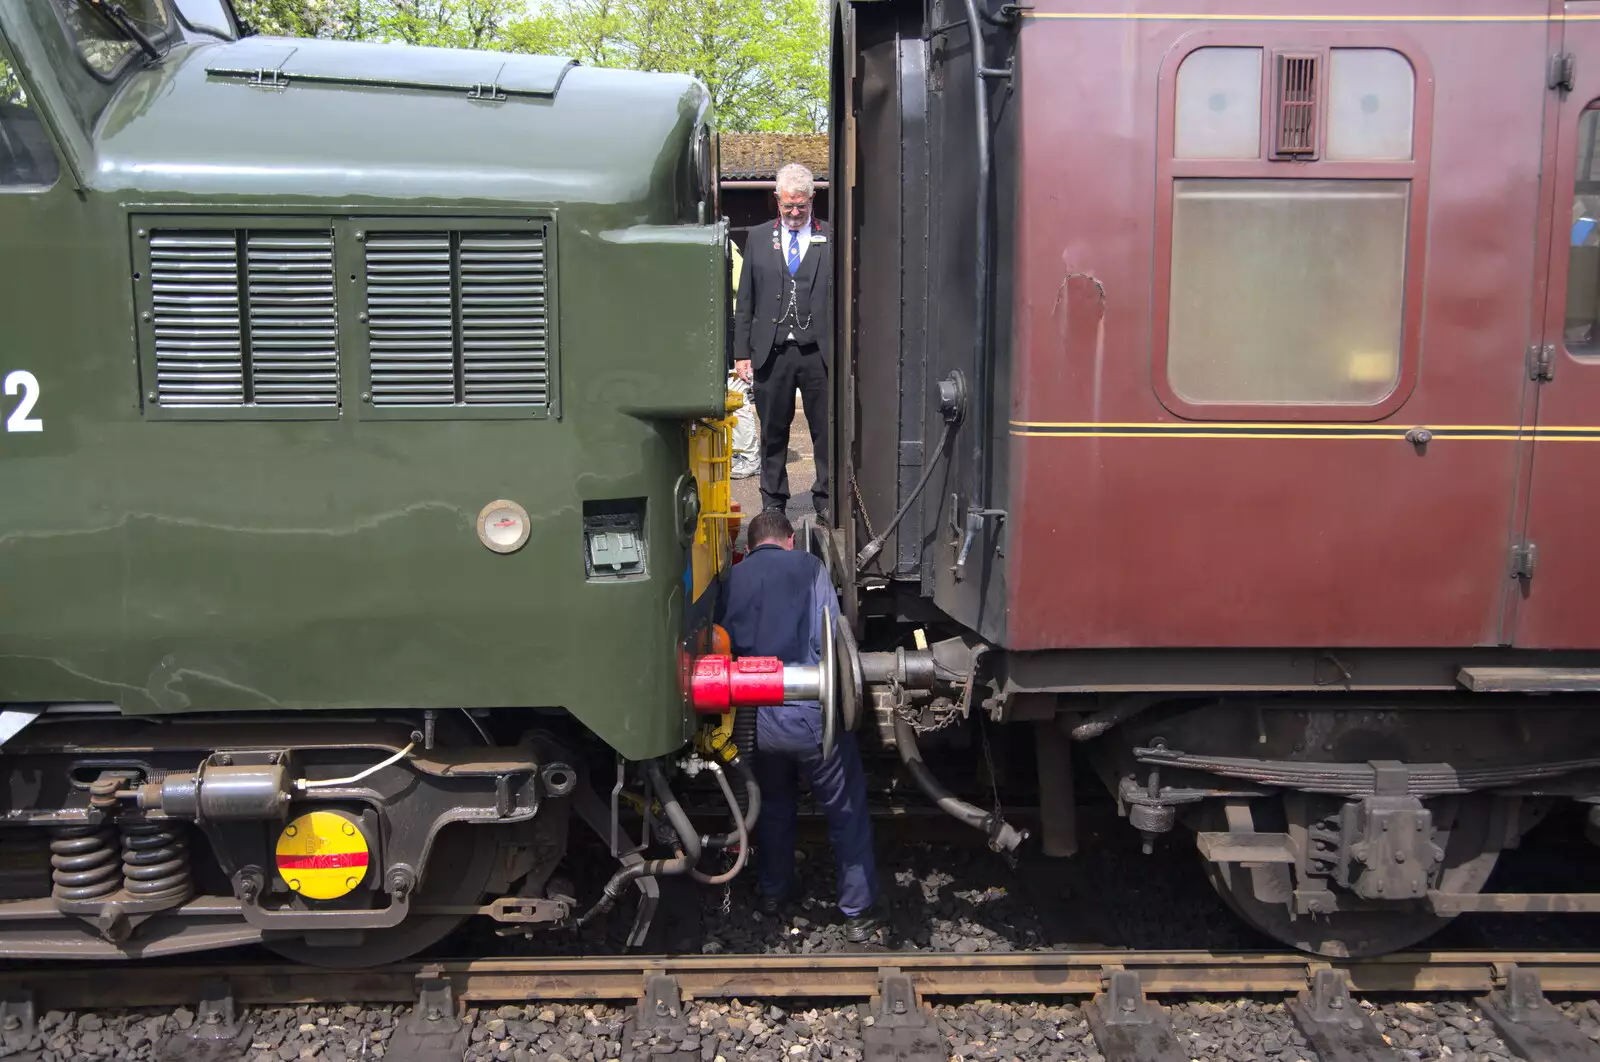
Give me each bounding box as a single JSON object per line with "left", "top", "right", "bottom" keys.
{"left": 146, "top": 228, "right": 340, "bottom": 410}
{"left": 364, "top": 229, "right": 551, "bottom": 408}
{"left": 1273, "top": 53, "right": 1320, "bottom": 159}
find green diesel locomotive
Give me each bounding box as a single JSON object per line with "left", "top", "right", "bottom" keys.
{"left": 0, "top": 0, "right": 740, "bottom": 963}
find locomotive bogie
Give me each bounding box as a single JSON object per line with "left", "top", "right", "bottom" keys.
{"left": 0, "top": 713, "right": 584, "bottom": 962}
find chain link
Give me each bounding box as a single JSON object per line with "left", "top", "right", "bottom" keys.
{"left": 893, "top": 684, "right": 963, "bottom": 735}
{"left": 976, "top": 710, "right": 1018, "bottom": 868}
{"left": 851, "top": 474, "right": 876, "bottom": 542}
{"left": 778, "top": 275, "right": 814, "bottom": 333}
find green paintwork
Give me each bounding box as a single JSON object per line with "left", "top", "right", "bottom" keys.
{"left": 0, "top": 3, "right": 727, "bottom": 760}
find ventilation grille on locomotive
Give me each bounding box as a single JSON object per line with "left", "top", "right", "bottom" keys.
{"left": 1273, "top": 53, "right": 1320, "bottom": 159}
{"left": 147, "top": 230, "right": 338, "bottom": 408}
{"left": 365, "top": 230, "right": 550, "bottom": 408}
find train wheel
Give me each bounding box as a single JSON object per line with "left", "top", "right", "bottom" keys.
{"left": 1199, "top": 794, "right": 1501, "bottom": 958}
{"left": 262, "top": 825, "right": 494, "bottom": 968}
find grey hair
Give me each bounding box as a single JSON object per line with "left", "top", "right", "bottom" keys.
{"left": 775, "top": 162, "right": 815, "bottom": 199}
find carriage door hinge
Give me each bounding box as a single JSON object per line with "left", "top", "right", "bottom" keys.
{"left": 1528, "top": 343, "right": 1556, "bottom": 382}
{"left": 1511, "top": 541, "right": 1539, "bottom": 581}
{"left": 1550, "top": 52, "right": 1576, "bottom": 93}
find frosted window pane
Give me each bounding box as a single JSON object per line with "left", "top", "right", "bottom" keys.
{"left": 1327, "top": 49, "right": 1414, "bottom": 161}
{"left": 1565, "top": 108, "right": 1600, "bottom": 355}
{"left": 1168, "top": 179, "right": 1409, "bottom": 404}
{"left": 1176, "top": 48, "right": 1263, "bottom": 160}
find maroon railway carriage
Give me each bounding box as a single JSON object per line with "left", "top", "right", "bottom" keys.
{"left": 829, "top": 0, "right": 1600, "bottom": 955}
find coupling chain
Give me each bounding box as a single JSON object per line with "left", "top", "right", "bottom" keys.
{"left": 852, "top": 474, "right": 876, "bottom": 541}
{"left": 893, "top": 682, "right": 962, "bottom": 735}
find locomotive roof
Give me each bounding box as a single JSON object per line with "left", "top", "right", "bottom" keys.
{"left": 89, "top": 36, "right": 710, "bottom": 210}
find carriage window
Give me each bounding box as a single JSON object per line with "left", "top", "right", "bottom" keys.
{"left": 1327, "top": 49, "right": 1415, "bottom": 161}
{"left": 1159, "top": 39, "right": 1424, "bottom": 415}
{"left": 0, "top": 60, "right": 60, "bottom": 188}
{"left": 1176, "top": 48, "right": 1263, "bottom": 160}
{"left": 1566, "top": 107, "right": 1600, "bottom": 356}
{"left": 1168, "top": 179, "right": 1408, "bottom": 404}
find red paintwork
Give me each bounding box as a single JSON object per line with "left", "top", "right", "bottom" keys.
{"left": 1518, "top": 4, "right": 1600, "bottom": 649}
{"left": 1003, "top": 0, "right": 1575, "bottom": 650}
{"left": 689, "top": 655, "right": 789, "bottom": 711}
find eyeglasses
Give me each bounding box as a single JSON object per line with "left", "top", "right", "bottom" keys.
{"left": 779, "top": 202, "right": 810, "bottom": 213}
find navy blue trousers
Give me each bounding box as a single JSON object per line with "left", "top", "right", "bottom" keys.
{"left": 752, "top": 704, "right": 878, "bottom": 917}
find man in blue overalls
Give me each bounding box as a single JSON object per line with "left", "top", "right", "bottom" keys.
{"left": 718, "top": 510, "right": 883, "bottom": 942}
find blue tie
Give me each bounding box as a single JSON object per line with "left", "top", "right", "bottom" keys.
{"left": 786, "top": 228, "right": 800, "bottom": 276}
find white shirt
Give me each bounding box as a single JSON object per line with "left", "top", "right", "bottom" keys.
{"left": 782, "top": 221, "right": 814, "bottom": 266}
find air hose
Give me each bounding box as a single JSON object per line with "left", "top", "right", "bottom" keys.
{"left": 575, "top": 762, "right": 703, "bottom": 927}
{"left": 701, "top": 753, "right": 761, "bottom": 849}
{"left": 690, "top": 762, "right": 751, "bottom": 885}
{"left": 856, "top": 413, "right": 960, "bottom": 571}
{"left": 894, "top": 714, "right": 1028, "bottom": 852}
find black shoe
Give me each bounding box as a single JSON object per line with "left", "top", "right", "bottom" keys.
{"left": 756, "top": 890, "right": 788, "bottom": 916}
{"left": 843, "top": 905, "right": 887, "bottom": 944}
{"left": 812, "top": 503, "right": 830, "bottom": 527}
{"left": 761, "top": 501, "right": 787, "bottom": 516}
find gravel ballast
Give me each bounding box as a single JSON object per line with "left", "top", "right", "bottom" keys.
{"left": 1, "top": 994, "right": 1563, "bottom": 1062}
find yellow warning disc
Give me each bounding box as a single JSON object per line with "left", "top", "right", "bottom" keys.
{"left": 274, "top": 810, "right": 370, "bottom": 901}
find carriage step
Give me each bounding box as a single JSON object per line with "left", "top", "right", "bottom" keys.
{"left": 1457, "top": 667, "right": 1600, "bottom": 693}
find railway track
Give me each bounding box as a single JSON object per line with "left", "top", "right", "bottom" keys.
{"left": 6, "top": 950, "right": 1600, "bottom": 1062}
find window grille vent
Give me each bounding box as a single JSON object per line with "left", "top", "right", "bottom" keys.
{"left": 146, "top": 229, "right": 338, "bottom": 409}
{"left": 365, "top": 229, "right": 550, "bottom": 408}
{"left": 1273, "top": 53, "right": 1320, "bottom": 159}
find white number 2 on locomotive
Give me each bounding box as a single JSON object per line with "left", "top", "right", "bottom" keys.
{"left": 4, "top": 371, "right": 41, "bottom": 433}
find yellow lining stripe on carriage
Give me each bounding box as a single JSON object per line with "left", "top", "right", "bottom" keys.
{"left": 1009, "top": 421, "right": 1600, "bottom": 440}
{"left": 1023, "top": 12, "right": 1580, "bottom": 22}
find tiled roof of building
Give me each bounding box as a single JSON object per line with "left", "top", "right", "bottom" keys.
{"left": 719, "top": 132, "right": 831, "bottom": 180}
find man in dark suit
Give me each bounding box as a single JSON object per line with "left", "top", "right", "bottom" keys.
{"left": 733, "top": 163, "right": 832, "bottom": 524}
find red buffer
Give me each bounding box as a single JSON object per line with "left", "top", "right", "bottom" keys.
{"left": 688, "top": 655, "right": 817, "bottom": 713}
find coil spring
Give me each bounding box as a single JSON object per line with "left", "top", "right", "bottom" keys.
{"left": 49, "top": 823, "right": 119, "bottom": 902}
{"left": 121, "top": 821, "right": 192, "bottom": 903}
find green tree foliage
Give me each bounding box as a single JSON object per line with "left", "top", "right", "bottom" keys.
{"left": 0, "top": 58, "right": 23, "bottom": 106}
{"left": 552, "top": 0, "right": 825, "bottom": 131}
{"left": 230, "top": 0, "right": 826, "bottom": 130}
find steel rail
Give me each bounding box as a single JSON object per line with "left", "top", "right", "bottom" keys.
{"left": 2, "top": 950, "right": 1600, "bottom": 1010}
